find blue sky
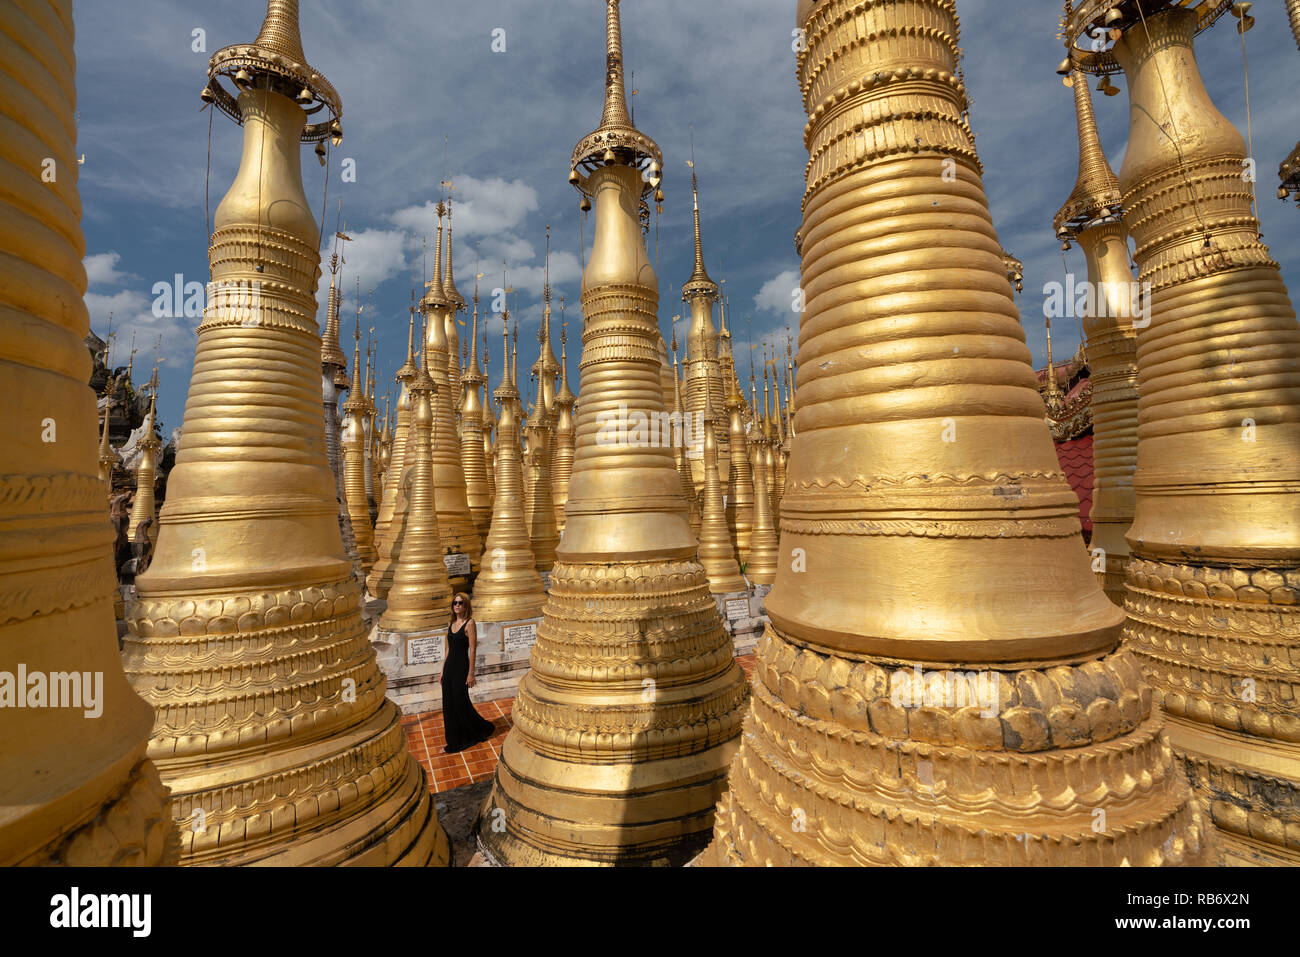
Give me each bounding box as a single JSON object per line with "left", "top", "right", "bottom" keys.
{"left": 73, "top": 0, "right": 1300, "bottom": 437}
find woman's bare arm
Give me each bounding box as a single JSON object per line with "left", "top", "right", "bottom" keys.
{"left": 466, "top": 619, "right": 478, "bottom": 687}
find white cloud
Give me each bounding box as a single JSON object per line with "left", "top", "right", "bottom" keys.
{"left": 84, "top": 251, "right": 133, "bottom": 287}
{"left": 84, "top": 288, "right": 195, "bottom": 366}
{"left": 322, "top": 227, "right": 410, "bottom": 302}
{"left": 754, "top": 267, "right": 801, "bottom": 316}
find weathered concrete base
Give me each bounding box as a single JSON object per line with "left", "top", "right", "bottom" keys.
{"left": 714, "top": 582, "right": 771, "bottom": 657}
{"left": 367, "top": 608, "right": 542, "bottom": 715}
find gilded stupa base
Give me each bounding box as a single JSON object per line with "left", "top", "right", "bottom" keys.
{"left": 476, "top": 559, "right": 750, "bottom": 866}
{"left": 125, "top": 578, "right": 448, "bottom": 866}
{"left": 1126, "top": 557, "right": 1300, "bottom": 866}
{"left": 701, "top": 624, "right": 1210, "bottom": 866}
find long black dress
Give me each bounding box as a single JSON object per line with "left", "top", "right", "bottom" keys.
{"left": 440, "top": 619, "right": 496, "bottom": 753}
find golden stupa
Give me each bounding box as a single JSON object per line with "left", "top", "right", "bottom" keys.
{"left": 681, "top": 171, "right": 729, "bottom": 492}
{"left": 367, "top": 300, "right": 420, "bottom": 600}
{"left": 741, "top": 378, "right": 778, "bottom": 587}
{"left": 379, "top": 322, "right": 454, "bottom": 633}
{"left": 125, "top": 386, "right": 161, "bottom": 551}
{"left": 120, "top": 0, "right": 446, "bottom": 865}
{"left": 671, "top": 335, "right": 703, "bottom": 541}
{"left": 476, "top": 0, "right": 749, "bottom": 866}
{"left": 342, "top": 320, "right": 378, "bottom": 574}
{"left": 701, "top": 0, "right": 1206, "bottom": 866}
{"left": 552, "top": 318, "right": 578, "bottom": 533}
{"left": 1067, "top": 0, "right": 1300, "bottom": 866}
{"left": 1053, "top": 65, "right": 1138, "bottom": 606}
{"left": 460, "top": 289, "right": 494, "bottom": 543}
{"left": 473, "top": 326, "right": 546, "bottom": 624}
{"left": 420, "top": 213, "right": 483, "bottom": 591}
{"left": 320, "top": 251, "right": 364, "bottom": 578}
{"left": 0, "top": 0, "right": 174, "bottom": 865}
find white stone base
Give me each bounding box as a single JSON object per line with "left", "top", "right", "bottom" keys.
{"left": 713, "top": 583, "right": 771, "bottom": 657}
{"left": 368, "top": 612, "right": 542, "bottom": 716}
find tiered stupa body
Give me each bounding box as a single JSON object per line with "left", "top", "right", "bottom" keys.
{"left": 1069, "top": 0, "right": 1300, "bottom": 866}
{"left": 460, "top": 295, "right": 493, "bottom": 542}
{"left": 473, "top": 380, "right": 546, "bottom": 623}
{"left": 724, "top": 369, "right": 755, "bottom": 565}
{"left": 320, "top": 257, "right": 363, "bottom": 577}
{"left": 342, "top": 326, "right": 378, "bottom": 573}
{"left": 366, "top": 307, "right": 419, "bottom": 599}
{"left": 421, "top": 218, "right": 482, "bottom": 591}
{"left": 672, "top": 338, "right": 703, "bottom": 540}
{"left": 0, "top": 0, "right": 173, "bottom": 864}
{"left": 1053, "top": 66, "right": 1138, "bottom": 606}
{"left": 477, "top": 0, "right": 748, "bottom": 866}
{"left": 742, "top": 385, "right": 778, "bottom": 587}
{"left": 121, "top": 0, "right": 447, "bottom": 865}
{"left": 125, "top": 393, "right": 161, "bottom": 550}
{"left": 552, "top": 324, "right": 577, "bottom": 532}
{"left": 523, "top": 396, "right": 560, "bottom": 573}
{"left": 702, "top": 0, "right": 1206, "bottom": 866}
{"left": 681, "top": 175, "right": 729, "bottom": 493}
{"left": 696, "top": 388, "right": 746, "bottom": 594}
{"left": 379, "top": 338, "right": 454, "bottom": 633}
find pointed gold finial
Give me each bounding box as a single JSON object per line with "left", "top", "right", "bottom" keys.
{"left": 570, "top": 0, "right": 661, "bottom": 197}
{"left": 682, "top": 145, "right": 716, "bottom": 300}
{"left": 1054, "top": 67, "right": 1122, "bottom": 235}
{"left": 206, "top": 0, "right": 340, "bottom": 145}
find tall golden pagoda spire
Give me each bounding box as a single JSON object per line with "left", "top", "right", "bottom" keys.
{"left": 533, "top": 226, "right": 562, "bottom": 422}
{"left": 1053, "top": 63, "right": 1138, "bottom": 606}
{"left": 478, "top": 0, "right": 747, "bottom": 866}
{"left": 552, "top": 307, "right": 577, "bottom": 532}
{"left": 380, "top": 317, "right": 453, "bottom": 633}
{"left": 443, "top": 195, "right": 464, "bottom": 401}
{"left": 421, "top": 208, "right": 483, "bottom": 591}
{"left": 342, "top": 317, "right": 377, "bottom": 571}
{"left": 523, "top": 388, "right": 560, "bottom": 573}
{"left": 125, "top": 381, "right": 161, "bottom": 549}
{"left": 474, "top": 366, "right": 546, "bottom": 624}
{"left": 97, "top": 382, "right": 120, "bottom": 491}
{"left": 681, "top": 164, "right": 728, "bottom": 492}
{"left": 672, "top": 332, "right": 702, "bottom": 540}
{"left": 724, "top": 364, "right": 755, "bottom": 565}
{"left": 696, "top": 333, "right": 746, "bottom": 595}
{"left": 1068, "top": 0, "right": 1300, "bottom": 865}
{"left": 742, "top": 375, "right": 778, "bottom": 587}
{"left": 760, "top": 357, "right": 779, "bottom": 522}
{"left": 461, "top": 283, "right": 493, "bottom": 542}
{"left": 125, "top": 0, "right": 446, "bottom": 865}
{"left": 703, "top": 0, "right": 1204, "bottom": 867}
{"left": 321, "top": 245, "right": 362, "bottom": 578}
{"left": 1, "top": 0, "right": 172, "bottom": 862}
{"left": 367, "top": 293, "right": 421, "bottom": 599}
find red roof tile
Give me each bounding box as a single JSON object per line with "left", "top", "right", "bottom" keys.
{"left": 1055, "top": 434, "right": 1094, "bottom": 533}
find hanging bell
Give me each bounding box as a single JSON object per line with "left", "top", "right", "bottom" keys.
{"left": 1232, "top": 2, "right": 1255, "bottom": 33}
{"left": 330, "top": 118, "right": 343, "bottom": 147}
{"left": 1055, "top": 56, "right": 1072, "bottom": 76}
{"left": 1103, "top": 7, "right": 1122, "bottom": 26}
{"left": 1279, "top": 186, "right": 1290, "bottom": 200}
{"left": 297, "top": 86, "right": 313, "bottom": 104}
{"left": 603, "top": 147, "right": 616, "bottom": 164}
{"left": 315, "top": 140, "right": 327, "bottom": 166}
{"left": 568, "top": 167, "right": 580, "bottom": 185}
{"left": 580, "top": 196, "right": 592, "bottom": 212}
{"left": 1097, "top": 74, "right": 1120, "bottom": 97}
{"left": 200, "top": 85, "right": 215, "bottom": 103}
{"left": 654, "top": 188, "right": 664, "bottom": 203}
{"left": 1061, "top": 240, "right": 1071, "bottom": 252}
{"left": 234, "top": 68, "right": 252, "bottom": 89}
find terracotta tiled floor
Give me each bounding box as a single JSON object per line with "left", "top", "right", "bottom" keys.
{"left": 404, "top": 653, "right": 757, "bottom": 794}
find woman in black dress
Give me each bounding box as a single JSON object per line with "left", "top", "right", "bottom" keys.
{"left": 439, "top": 592, "right": 497, "bottom": 753}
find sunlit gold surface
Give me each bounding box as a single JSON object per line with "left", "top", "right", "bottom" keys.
{"left": 1078, "top": 4, "right": 1300, "bottom": 865}
{"left": 472, "top": 398, "right": 545, "bottom": 624}
{"left": 342, "top": 333, "right": 377, "bottom": 573}
{"left": 125, "top": 396, "right": 160, "bottom": 549}
{"left": 724, "top": 373, "right": 755, "bottom": 566}
{"left": 702, "top": 0, "right": 1205, "bottom": 866}
{"left": 1054, "top": 70, "right": 1137, "bottom": 605}
{"left": 697, "top": 398, "right": 747, "bottom": 594}
{"left": 421, "top": 222, "right": 482, "bottom": 591}
{"left": 743, "top": 399, "right": 778, "bottom": 587}
{"left": 672, "top": 342, "right": 702, "bottom": 540}
{"left": 552, "top": 327, "right": 577, "bottom": 532}
{"left": 367, "top": 310, "right": 418, "bottom": 600}
{"left": 682, "top": 176, "right": 729, "bottom": 491}
{"left": 523, "top": 401, "right": 559, "bottom": 574}
{"left": 460, "top": 300, "right": 493, "bottom": 542}
{"left": 477, "top": 0, "right": 747, "bottom": 865}
{"left": 379, "top": 346, "right": 453, "bottom": 633}
{"left": 120, "top": 1, "right": 445, "bottom": 864}
{"left": 321, "top": 263, "right": 362, "bottom": 577}
{"left": 0, "top": 0, "right": 174, "bottom": 866}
